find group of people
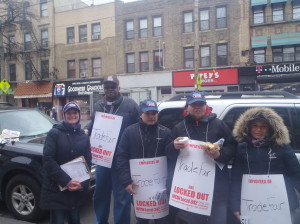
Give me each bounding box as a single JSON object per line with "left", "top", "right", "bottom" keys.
{"left": 40, "top": 75, "right": 300, "bottom": 224}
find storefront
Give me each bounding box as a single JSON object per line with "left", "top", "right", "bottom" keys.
{"left": 238, "top": 63, "right": 300, "bottom": 95}
{"left": 52, "top": 78, "right": 103, "bottom": 121}
{"left": 172, "top": 68, "right": 239, "bottom": 93}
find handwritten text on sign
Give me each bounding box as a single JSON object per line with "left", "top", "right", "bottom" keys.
{"left": 90, "top": 112, "right": 122, "bottom": 168}
{"left": 169, "top": 140, "right": 215, "bottom": 216}
{"left": 130, "top": 156, "right": 169, "bottom": 219}
{"left": 241, "top": 174, "right": 291, "bottom": 224}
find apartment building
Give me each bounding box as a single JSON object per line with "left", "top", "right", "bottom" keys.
{"left": 115, "top": 0, "right": 249, "bottom": 101}
{"left": 239, "top": 0, "right": 300, "bottom": 94}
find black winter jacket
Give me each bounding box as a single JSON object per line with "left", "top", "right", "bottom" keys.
{"left": 167, "top": 114, "right": 236, "bottom": 202}
{"left": 116, "top": 121, "right": 172, "bottom": 188}
{"left": 40, "top": 122, "right": 92, "bottom": 210}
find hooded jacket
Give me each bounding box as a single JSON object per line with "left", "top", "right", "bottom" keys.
{"left": 167, "top": 113, "right": 236, "bottom": 203}
{"left": 116, "top": 120, "right": 172, "bottom": 188}
{"left": 231, "top": 107, "right": 300, "bottom": 211}
{"left": 40, "top": 121, "right": 92, "bottom": 210}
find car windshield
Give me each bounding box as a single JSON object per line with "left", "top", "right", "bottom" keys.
{"left": 0, "top": 110, "right": 56, "bottom": 138}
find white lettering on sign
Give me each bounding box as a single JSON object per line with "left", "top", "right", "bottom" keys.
{"left": 271, "top": 64, "right": 300, "bottom": 73}
{"left": 68, "top": 86, "right": 86, "bottom": 92}
{"left": 189, "top": 72, "right": 220, "bottom": 81}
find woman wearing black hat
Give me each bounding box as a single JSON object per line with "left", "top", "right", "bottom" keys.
{"left": 231, "top": 107, "right": 300, "bottom": 224}
{"left": 40, "top": 102, "right": 92, "bottom": 224}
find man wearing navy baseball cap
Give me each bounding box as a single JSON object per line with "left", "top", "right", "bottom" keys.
{"left": 116, "top": 99, "right": 171, "bottom": 224}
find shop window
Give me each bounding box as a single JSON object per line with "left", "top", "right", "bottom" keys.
{"left": 79, "top": 25, "right": 87, "bottom": 43}
{"left": 139, "top": 18, "right": 148, "bottom": 38}
{"left": 92, "top": 23, "right": 100, "bottom": 40}
{"left": 253, "top": 5, "right": 264, "bottom": 24}
{"left": 24, "top": 33, "right": 31, "bottom": 50}
{"left": 273, "top": 45, "right": 299, "bottom": 62}
{"left": 67, "top": 60, "right": 75, "bottom": 78}
{"left": 139, "top": 52, "right": 149, "bottom": 72}
{"left": 253, "top": 48, "right": 266, "bottom": 64}
{"left": 216, "top": 6, "right": 227, "bottom": 29}
{"left": 41, "top": 29, "right": 48, "bottom": 48}
{"left": 153, "top": 16, "right": 162, "bottom": 37}
{"left": 183, "top": 11, "right": 193, "bottom": 33}
{"left": 67, "top": 27, "right": 75, "bottom": 44}
{"left": 126, "top": 20, "right": 134, "bottom": 40}
{"left": 272, "top": 3, "right": 284, "bottom": 22}
{"left": 217, "top": 44, "right": 228, "bottom": 66}
{"left": 9, "top": 64, "right": 16, "bottom": 81}
{"left": 200, "top": 45, "right": 210, "bottom": 67}
{"left": 199, "top": 8, "right": 209, "bottom": 31}
{"left": 92, "top": 58, "right": 101, "bottom": 76}
{"left": 293, "top": 2, "right": 300, "bottom": 20}
{"left": 25, "top": 62, "right": 32, "bottom": 80}
{"left": 79, "top": 59, "right": 88, "bottom": 75}
{"left": 184, "top": 47, "right": 194, "bottom": 69}
{"left": 40, "top": 0, "right": 47, "bottom": 17}
{"left": 41, "top": 60, "right": 49, "bottom": 79}
{"left": 154, "top": 50, "right": 163, "bottom": 71}
{"left": 69, "top": 96, "right": 90, "bottom": 116}
{"left": 126, "top": 53, "right": 135, "bottom": 73}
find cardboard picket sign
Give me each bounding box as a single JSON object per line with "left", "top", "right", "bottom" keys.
{"left": 90, "top": 112, "right": 123, "bottom": 168}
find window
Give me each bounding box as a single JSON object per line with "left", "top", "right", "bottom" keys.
{"left": 293, "top": 1, "right": 300, "bottom": 20}
{"left": 9, "top": 64, "right": 16, "bottom": 81}
{"left": 79, "top": 25, "right": 87, "bottom": 43}
{"left": 199, "top": 9, "right": 209, "bottom": 31}
{"left": 23, "top": 1, "right": 30, "bottom": 20}
{"left": 67, "top": 60, "right": 75, "bottom": 78}
{"left": 183, "top": 11, "right": 193, "bottom": 33}
{"left": 140, "top": 52, "right": 149, "bottom": 72}
{"left": 184, "top": 47, "right": 194, "bottom": 69}
{"left": 92, "top": 58, "right": 101, "bottom": 76}
{"left": 67, "top": 27, "right": 75, "bottom": 44}
{"left": 24, "top": 33, "right": 31, "bottom": 50}
{"left": 25, "top": 62, "right": 32, "bottom": 80}
{"left": 41, "top": 60, "right": 49, "bottom": 79}
{"left": 41, "top": 29, "right": 48, "bottom": 48}
{"left": 126, "top": 53, "right": 135, "bottom": 73}
{"left": 216, "top": 6, "right": 227, "bottom": 29}
{"left": 126, "top": 20, "right": 134, "bottom": 40}
{"left": 40, "top": 0, "right": 47, "bottom": 17}
{"left": 153, "top": 16, "right": 162, "bottom": 37}
{"left": 253, "top": 6, "right": 264, "bottom": 24}
{"left": 253, "top": 48, "right": 266, "bottom": 64}
{"left": 154, "top": 50, "right": 163, "bottom": 71}
{"left": 272, "top": 3, "right": 284, "bottom": 22}
{"left": 8, "top": 35, "right": 15, "bottom": 53}
{"left": 92, "top": 23, "right": 100, "bottom": 40}
{"left": 200, "top": 46, "right": 210, "bottom": 67}
{"left": 217, "top": 44, "right": 228, "bottom": 66}
{"left": 139, "top": 18, "right": 148, "bottom": 38}
{"left": 273, "top": 45, "right": 300, "bottom": 62}
{"left": 79, "top": 59, "right": 88, "bottom": 74}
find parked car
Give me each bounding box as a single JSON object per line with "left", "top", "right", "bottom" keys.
{"left": 0, "top": 106, "right": 95, "bottom": 222}
{"left": 158, "top": 91, "right": 300, "bottom": 160}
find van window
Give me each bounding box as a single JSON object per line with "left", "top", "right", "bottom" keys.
{"left": 158, "top": 108, "right": 184, "bottom": 129}
{"left": 293, "top": 107, "right": 300, "bottom": 153}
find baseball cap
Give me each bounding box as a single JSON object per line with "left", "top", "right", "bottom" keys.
{"left": 140, "top": 100, "right": 158, "bottom": 113}
{"left": 63, "top": 102, "right": 81, "bottom": 114}
{"left": 103, "top": 76, "right": 119, "bottom": 86}
{"left": 186, "top": 92, "right": 206, "bottom": 105}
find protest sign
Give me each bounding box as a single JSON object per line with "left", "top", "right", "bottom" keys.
{"left": 169, "top": 140, "right": 215, "bottom": 215}
{"left": 241, "top": 174, "right": 291, "bottom": 224}
{"left": 130, "top": 156, "right": 169, "bottom": 219}
{"left": 90, "top": 112, "right": 122, "bottom": 168}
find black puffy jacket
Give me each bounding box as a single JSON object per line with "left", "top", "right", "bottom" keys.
{"left": 167, "top": 114, "right": 236, "bottom": 203}
{"left": 116, "top": 121, "right": 172, "bottom": 188}
{"left": 40, "top": 122, "right": 92, "bottom": 210}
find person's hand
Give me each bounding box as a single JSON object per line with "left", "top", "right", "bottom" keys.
{"left": 233, "top": 211, "right": 241, "bottom": 221}
{"left": 205, "top": 149, "right": 220, "bottom": 159}
{"left": 174, "top": 137, "right": 188, "bottom": 150}
{"left": 125, "top": 182, "right": 138, "bottom": 195}
{"left": 67, "top": 180, "right": 83, "bottom": 191}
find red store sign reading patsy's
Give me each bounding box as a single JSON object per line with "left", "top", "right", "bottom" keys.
{"left": 172, "top": 69, "right": 238, "bottom": 87}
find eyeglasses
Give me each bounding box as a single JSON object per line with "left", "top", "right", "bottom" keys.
{"left": 104, "top": 85, "right": 117, "bottom": 90}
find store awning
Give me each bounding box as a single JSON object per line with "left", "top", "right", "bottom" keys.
{"left": 251, "top": 0, "right": 267, "bottom": 6}
{"left": 14, "top": 81, "right": 53, "bottom": 99}
{"left": 251, "top": 36, "right": 268, "bottom": 48}
{"left": 270, "top": 0, "right": 287, "bottom": 3}
{"left": 257, "top": 74, "right": 300, "bottom": 83}
{"left": 271, "top": 32, "right": 300, "bottom": 46}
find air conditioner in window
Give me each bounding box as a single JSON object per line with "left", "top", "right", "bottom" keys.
{"left": 80, "top": 72, "right": 88, "bottom": 78}
{"left": 92, "top": 34, "right": 100, "bottom": 40}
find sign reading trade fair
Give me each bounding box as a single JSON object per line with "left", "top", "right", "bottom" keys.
{"left": 172, "top": 69, "right": 238, "bottom": 87}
